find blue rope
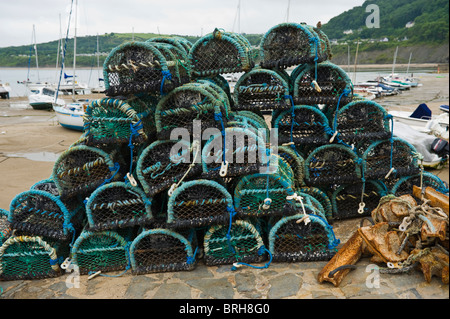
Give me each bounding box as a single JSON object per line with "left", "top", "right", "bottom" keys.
{"left": 214, "top": 112, "right": 226, "bottom": 163}
{"left": 283, "top": 94, "right": 301, "bottom": 157}
{"left": 225, "top": 206, "right": 238, "bottom": 254}
{"left": 332, "top": 88, "right": 352, "bottom": 132}
{"left": 231, "top": 246, "right": 272, "bottom": 271}
{"left": 386, "top": 114, "right": 396, "bottom": 175}
{"left": 186, "top": 246, "right": 198, "bottom": 265}
{"left": 125, "top": 121, "right": 143, "bottom": 181}
{"left": 98, "top": 162, "right": 120, "bottom": 189}
{"left": 160, "top": 70, "right": 172, "bottom": 96}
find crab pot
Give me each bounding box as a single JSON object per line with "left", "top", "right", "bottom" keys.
{"left": 136, "top": 140, "right": 202, "bottom": 197}
{"left": 71, "top": 227, "right": 135, "bottom": 275}
{"left": 233, "top": 68, "right": 291, "bottom": 111}
{"left": 292, "top": 61, "right": 353, "bottom": 106}
{"left": 199, "top": 75, "right": 233, "bottom": 107}
{"left": 331, "top": 100, "right": 391, "bottom": 145}
{"left": 273, "top": 105, "right": 330, "bottom": 145}
{"left": 103, "top": 41, "right": 188, "bottom": 96}
{"left": 0, "top": 209, "right": 12, "bottom": 246}
{"left": 155, "top": 82, "right": 230, "bottom": 140}
{"left": 146, "top": 36, "right": 192, "bottom": 57}
{"left": 268, "top": 213, "right": 339, "bottom": 262}
{"left": 278, "top": 146, "right": 306, "bottom": 188}
{"left": 331, "top": 181, "right": 387, "bottom": 220}
{"left": 305, "top": 144, "right": 362, "bottom": 186}
{"left": 83, "top": 98, "right": 155, "bottom": 147}
{"left": 8, "top": 190, "right": 84, "bottom": 241}
{"left": 144, "top": 40, "right": 191, "bottom": 83}
{"left": 390, "top": 172, "right": 449, "bottom": 197}
{"left": 85, "top": 182, "right": 153, "bottom": 232}
{"left": 52, "top": 145, "right": 123, "bottom": 200}
{"left": 362, "top": 137, "right": 421, "bottom": 180}
{"left": 167, "top": 180, "right": 234, "bottom": 229}
{"left": 0, "top": 235, "right": 67, "bottom": 281}
{"left": 259, "top": 23, "right": 329, "bottom": 69}
{"left": 203, "top": 220, "right": 266, "bottom": 266}
{"left": 201, "top": 127, "right": 267, "bottom": 179}
{"left": 298, "top": 186, "right": 333, "bottom": 221}
{"left": 30, "top": 178, "right": 60, "bottom": 196}
{"left": 233, "top": 156, "right": 298, "bottom": 218}
{"left": 189, "top": 29, "right": 254, "bottom": 77}
{"left": 130, "top": 228, "right": 197, "bottom": 274}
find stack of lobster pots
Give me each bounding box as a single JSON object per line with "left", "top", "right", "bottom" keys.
{"left": 0, "top": 23, "right": 447, "bottom": 282}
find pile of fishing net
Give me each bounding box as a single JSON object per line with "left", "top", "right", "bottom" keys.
{"left": 1, "top": 23, "right": 448, "bottom": 283}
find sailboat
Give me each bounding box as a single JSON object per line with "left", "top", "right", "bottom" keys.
{"left": 90, "top": 34, "right": 105, "bottom": 93}
{"left": 53, "top": 0, "right": 88, "bottom": 131}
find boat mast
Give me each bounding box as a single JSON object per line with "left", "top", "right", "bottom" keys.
{"left": 286, "top": 0, "right": 290, "bottom": 22}
{"left": 406, "top": 52, "right": 412, "bottom": 75}
{"left": 72, "top": 0, "right": 78, "bottom": 101}
{"left": 391, "top": 46, "right": 398, "bottom": 77}
{"left": 353, "top": 40, "right": 360, "bottom": 84}
{"left": 33, "top": 25, "right": 40, "bottom": 82}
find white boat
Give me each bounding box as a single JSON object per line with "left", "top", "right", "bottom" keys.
{"left": 53, "top": 101, "right": 86, "bottom": 131}
{"left": 440, "top": 105, "right": 449, "bottom": 113}
{"left": 389, "top": 104, "right": 449, "bottom": 135}
{"left": 0, "top": 82, "right": 10, "bottom": 99}
{"left": 28, "top": 86, "right": 65, "bottom": 110}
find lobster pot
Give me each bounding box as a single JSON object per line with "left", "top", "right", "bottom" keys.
{"left": 298, "top": 186, "right": 333, "bottom": 220}
{"left": 332, "top": 100, "right": 391, "bottom": 145}
{"left": 136, "top": 140, "right": 202, "bottom": 197}
{"left": 167, "top": 180, "right": 234, "bottom": 228}
{"left": 0, "top": 235, "right": 66, "bottom": 281}
{"left": 199, "top": 75, "right": 233, "bottom": 106}
{"left": 83, "top": 98, "right": 154, "bottom": 147}
{"left": 189, "top": 29, "right": 253, "bottom": 77}
{"left": 85, "top": 182, "right": 153, "bottom": 231}
{"left": 0, "top": 209, "right": 11, "bottom": 245}
{"left": 259, "top": 23, "right": 328, "bottom": 69}
{"left": 71, "top": 228, "right": 134, "bottom": 275}
{"left": 390, "top": 172, "right": 449, "bottom": 197}
{"left": 362, "top": 137, "right": 421, "bottom": 180}
{"left": 233, "top": 68, "right": 291, "bottom": 111}
{"left": 278, "top": 145, "right": 306, "bottom": 188}
{"left": 331, "top": 181, "right": 387, "bottom": 220}
{"left": 104, "top": 41, "right": 188, "bottom": 96}
{"left": 292, "top": 61, "right": 353, "bottom": 106}
{"left": 233, "top": 156, "right": 298, "bottom": 218}
{"left": 273, "top": 105, "right": 330, "bottom": 145}
{"left": 155, "top": 82, "right": 230, "bottom": 140}
{"left": 268, "top": 214, "right": 339, "bottom": 262}
{"left": 203, "top": 220, "right": 266, "bottom": 266}
{"left": 130, "top": 228, "right": 197, "bottom": 274}
{"left": 145, "top": 41, "right": 191, "bottom": 84}
{"left": 52, "top": 145, "right": 122, "bottom": 200}
{"left": 8, "top": 190, "right": 84, "bottom": 241}
{"left": 147, "top": 36, "right": 192, "bottom": 57}
{"left": 201, "top": 127, "right": 267, "bottom": 179}
{"left": 305, "top": 144, "right": 362, "bottom": 185}
{"left": 30, "top": 178, "right": 60, "bottom": 196}
{"left": 229, "top": 111, "right": 270, "bottom": 141}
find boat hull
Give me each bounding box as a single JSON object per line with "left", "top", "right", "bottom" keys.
{"left": 53, "top": 105, "right": 85, "bottom": 131}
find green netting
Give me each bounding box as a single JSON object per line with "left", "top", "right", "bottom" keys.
{"left": 130, "top": 228, "right": 197, "bottom": 274}
{"left": 292, "top": 61, "right": 353, "bottom": 106}
{"left": 278, "top": 145, "right": 306, "bottom": 188}
{"left": 305, "top": 144, "right": 362, "bottom": 185}
{"left": 71, "top": 228, "right": 134, "bottom": 275}
{"left": 204, "top": 220, "right": 266, "bottom": 266}
{"left": 298, "top": 186, "right": 333, "bottom": 220}
{"left": 146, "top": 36, "right": 193, "bottom": 57}
{"left": 136, "top": 139, "right": 202, "bottom": 197}
{"left": 104, "top": 41, "right": 189, "bottom": 96}
{"left": 83, "top": 97, "right": 154, "bottom": 146}
{"left": 30, "top": 178, "right": 60, "bottom": 196}
{"left": 155, "top": 82, "right": 231, "bottom": 140}
{"left": 331, "top": 180, "right": 387, "bottom": 220}
{"left": 85, "top": 182, "right": 153, "bottom": 231}
{"left": 189, "top": 28, "right": 254, "bottom": 77}
{"left": 362, "top": 137, "right": 421, "bottom": 180}
{"left": 273, "top": 105, "right": 330, "bottom": 145}
{"left": 52, "top": 145, "right": 123, "bottom": 200}
{"left": 268, "top": 213, "right": 339, "bottom": 262}
{"left": 259, "top": 22, "right": 328, "bottom": 69}
{"left": 233, "top": 68, "right": 291, "bottom": 111}
{"left": 0, "top": 209, "right": 11, "bottom": 245}
{"left": 390, "top": 172, "right": 449, "bottom": 196}
{"left": 0, "top": 235, "right": 65, "bottom": 281}
{"left": 167, "top": 179, "right": 234, "bottom": 228}
{"left": 233, "top": 156, "right": 298, "bottom": 217}
{"left": 8, "top": 189, "right": 83, "bottom": 241}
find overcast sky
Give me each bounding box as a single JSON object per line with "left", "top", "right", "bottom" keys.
{"left": 0, "top": 0, "right": 365, "bottom": 48}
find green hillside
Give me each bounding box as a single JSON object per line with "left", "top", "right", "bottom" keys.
{"left": 321, "top": 0, "right": 449, "bottom": 43}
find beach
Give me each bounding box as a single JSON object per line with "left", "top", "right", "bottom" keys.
{"left": 0, "top": 72, "right": 448, "bottom": 300}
